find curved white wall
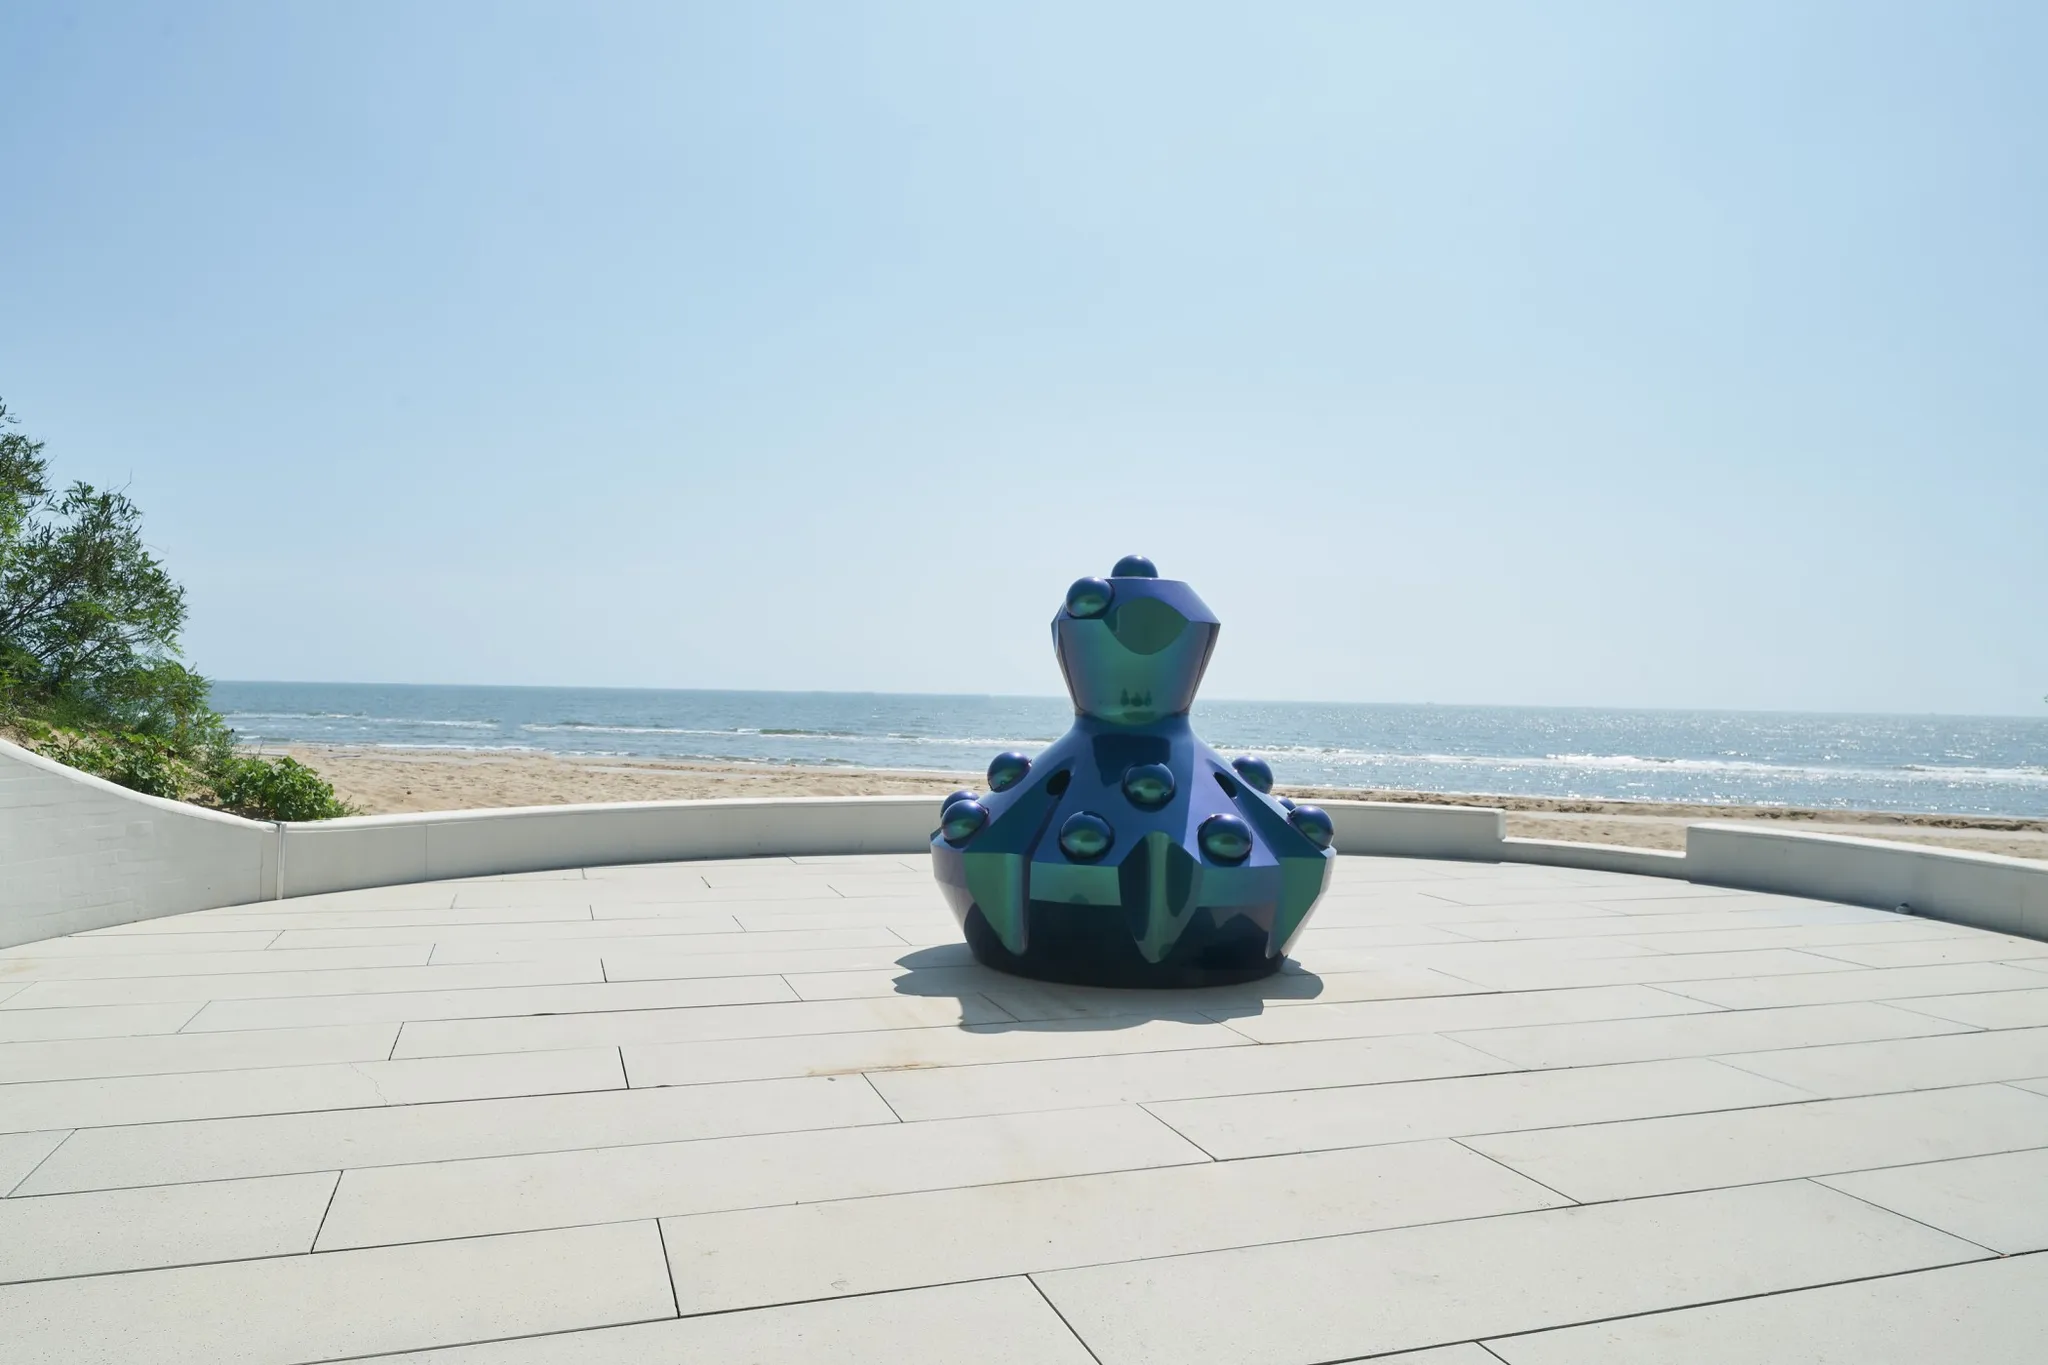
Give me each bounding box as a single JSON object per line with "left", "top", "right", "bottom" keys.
{"left": 0, "top": 737, "right": 277, "bottom": 945}
{"left": 4, "top": 735, "right": 2045, "bottom": 950}
{"left": 1688, "top": 823, "right": 2048, "bottom": 940}
{"left": 277, "top": 798, "right": 940, "bottom": 899}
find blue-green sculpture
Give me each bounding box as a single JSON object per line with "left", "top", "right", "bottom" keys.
{"left": 932, "top": 556, "right": 1335, "bottom": 987}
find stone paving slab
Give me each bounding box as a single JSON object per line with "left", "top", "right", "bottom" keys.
{"left": 1, "top": 1045, "right": 623, "bottom": 1133}
{"left": 313, "top": 1104, "right": 1208, "bottom": 1250}
{"left": 1146, "top": 1056, "right": 1809, "bottom": 1159}
{"left": 0, "top": 1001, "right": 202, "bottom": 1043}
{"left": 18, "top": 1074, "right": 894, "bottom": 1194}
{"left": 265, "top": 913, "right": 756, "bottom": 949}
{"left": 0, "top": 944, "right": 430, "bottom": 980}
{"left": 0, "top": 1020, "right": 399, "bottom": 1084}
{"left": 866, "top": 1030, "right": 1511, "bottom": 1121}
{"left": 0, "top": 1171, "right": 337, "bottom": 1283}
{"left": 1210, "top": 981, "right": 1716, "bottom": 1044}
{"left": 87, "top": 903, "right": 602, "bottom": 933}
{"left": 1488, "top": 1253, "right": 2048, "bottom": 1364}
{"left": 180, "top": 972, "right": 795, "bottom": 1032}
{"left": 1440, "top": 998, "right": 1971, "bottom": 1069}
{"left": 375, "top": 1278, "right": 1097, "bottom": 1365}
{"left": 1716, "top": 1025, "right": 2048, "bottom": 1096}
{"left": 1434, "top": 903, "right": 1909, "bottom": 941}
{"left": 657, "top": 1138, "right": 1565, "bottom": 1315}
{"left": 1654, "top": 959, "right": 2048, "bottom": 1008}
{"left": 1031, "top": 1182, "right": 1985, "bottom": 1365}
{"left": 1462, "top": 1083, "right": 2048, "bottom": 1201}
{"left": 598, "top": 941, "right": 974, "bottom": 981}
{"left": 623, "top": 1011, "right": 1247, "bottom": 1087}
{"left": 1891, "top": 986, "right": 2048, "bottom": 1027}
{"left": 0, "top": 929, "right": 288, "bottom": 955}
{"left": 0, "top": 958, "right": 606, "bottom": 1008}
{"left": 1819, "top": 1146, "right": 2048, "bottom": 1253}
{"left": 1804, "top": 934, "right": 2048, "bottom": 968}
{"left": 0, "top": 1222, "right": 675, "bottom": 1365}
{"left": 390, "top": 991, "right": 1007, "bottom": 1058}
{"left": 421, "top": 924, "right": 908, "bottom": 963}
{"left": 2, "top": 852, "right": 2046, "bottom": 1363}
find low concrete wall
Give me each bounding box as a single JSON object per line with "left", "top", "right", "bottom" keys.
{"left": 1322, "top": 800, "right": 1506, "bottom": 861}
{"left": 1498, "top": 836, "right": 1690, "bottom": 879}
{"left": 1687, "top": 823, "right": 2048, "bottom": 941}
{"left": 279, "top": 798, "right": 939, "bottom": 898}
{"left": 6, "top": 736, "right": 2046, "bottom": 951}
{"left": 0, "top": 737, "right": 277, "bottom": 948}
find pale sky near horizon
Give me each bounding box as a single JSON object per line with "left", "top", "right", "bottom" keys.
{"left": 2, "top": 2, "right": 2043, "bottom": 715}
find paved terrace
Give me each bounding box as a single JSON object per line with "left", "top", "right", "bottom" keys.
{"left": 3, "top": 854, "right": 2048, "bottom": 1363}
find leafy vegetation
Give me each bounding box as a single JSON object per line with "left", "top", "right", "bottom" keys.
{"left": 0, "top": 397, "right": 351, "bottom": 821}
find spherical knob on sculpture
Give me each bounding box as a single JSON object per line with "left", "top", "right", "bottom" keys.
{"left": 986, "top": 752, "right": 1032, "bottom": 793}
{"left": 1058, "top": 811, "right": 1115, "bottom": 861}
{"left": 1230, "top": 755, "right": 1275, "bottom": 794}
{"left": 941, "top": 799, "right": 988, "bottom": 845}
{"left": 1111, "top": 554, "right": 1158, "bottom": 578}
{"left": 1065, "top": 577, "right": 1113, "bottom": 618}
{"left": 942, "top": 789, "right": 978, "bottom": 814}
{"left": 1289, "top": 804, "right": 1335, "bottom": 850}
{"left": 1278, "top": 796, "right": 1297, "bottom": 811}
{"left": 1199, "top": 812, "right": 1254, "bottom": 864}
{"left": 1121, "top": 762, "right": 1176, "bottom": 810}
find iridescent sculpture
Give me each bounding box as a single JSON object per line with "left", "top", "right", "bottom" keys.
{"left": 931, "top": 557, "right": 1335, "bottom": 987}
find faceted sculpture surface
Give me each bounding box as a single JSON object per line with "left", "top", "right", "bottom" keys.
{"left": 931, "top": 559, "right": 1335, "bottom": 987}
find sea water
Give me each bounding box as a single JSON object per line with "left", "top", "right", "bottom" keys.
{"left": 208, "top": 682, "right": 2048, "bottom": 819}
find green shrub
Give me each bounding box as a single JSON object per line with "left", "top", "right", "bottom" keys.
{"left": 58, "top": 731, "right": 186, "bottom": 800}
{"left": 210, "top": 754, "right": 353, "bottom": 822}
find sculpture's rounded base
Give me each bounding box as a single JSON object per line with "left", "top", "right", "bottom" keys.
{"left": 961, "top": 903, "right": 1285, "bottom": 989}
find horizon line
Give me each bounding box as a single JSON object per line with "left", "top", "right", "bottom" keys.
{"left": 208, "top": 679, "right": 2048, "bottom": 723}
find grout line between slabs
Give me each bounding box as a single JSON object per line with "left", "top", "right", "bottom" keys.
{"left": 1027, "top": 1274, "right": 1107, "bottom": 1364}
{"left": 969, "top": 990, "right": 1019, "bottom": 1024}
{"left": 275, "top": 1313, "right": 691, "bottom": 1364}
{"left": 308, "top": 1168, "right": 344, "bottom": 1254}
{"left": 652, "top": 1217, "right": 683, "bottom": 1318}
{"left": 1137, "top": 1101, "right": 1222, "bottom": 1160}
{"left": 2, "top": 1129, "right": 77, "bottom": 1197}
{"left": 1449, "top": 1136, "right": 1580, "bottom": 1206}
{"left": 1805, "top": 1175, "right": 2008, "bottom": 1257}
{"left": 858, "top": 1072, "right": 907, "bottom": 1123}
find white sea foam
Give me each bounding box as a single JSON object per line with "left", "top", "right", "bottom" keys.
{"left": 225, "top": 711, "right": 498, "bottom": 729}
{"left": 1239, "top": 746, "right": 2048, "bottom": 788}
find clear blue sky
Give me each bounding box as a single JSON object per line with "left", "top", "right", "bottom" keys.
{"left": 3, "top": 1, "right": 2042, "bottom": 713}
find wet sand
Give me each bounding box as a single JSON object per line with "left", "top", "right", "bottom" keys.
{"left": 280, "top": 744, "right": 2048, "bottom": 862}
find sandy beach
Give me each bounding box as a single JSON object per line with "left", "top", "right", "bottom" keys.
{"left": 281, "top": 744, "right": 2048, "bottom": 862}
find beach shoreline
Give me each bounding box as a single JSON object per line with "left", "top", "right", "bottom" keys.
{"left": 277, "top": 743, "right": 2048, "bottom": 862}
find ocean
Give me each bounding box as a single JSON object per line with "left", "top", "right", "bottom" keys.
{"left": 207, "top": 681, "right": 2048, "bottom": 819}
